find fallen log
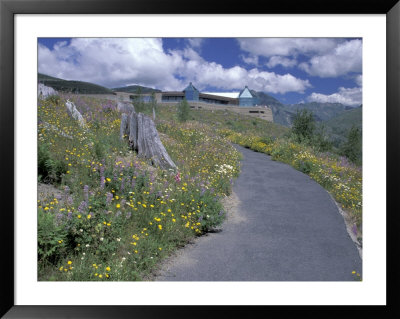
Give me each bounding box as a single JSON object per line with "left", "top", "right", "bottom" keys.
{"left": 120, "top": 111, "right": 176, "bottom": 170}
{"left": 41, "top": 121, "right": 73, "bottom": 140}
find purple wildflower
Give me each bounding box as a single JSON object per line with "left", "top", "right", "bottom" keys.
{"left": 352, "top": 223, "right": 358, "bottom": 236}
{"left": 78, "top": 201, "right": 87, "bottom": 213}
{"left": 67, "top": 195, "right": 73, "bottom": 206}
{"left": 126, "top": 211, "right": 132, "bottom": 219}
{"left": 106, "top": 192, "right": 113, "bottom": 205}
{"left": 64, "top": 186, "right": 70, "bottom": 201}
{"left": 83, "top": 185, "right": 89, "bottom": 202}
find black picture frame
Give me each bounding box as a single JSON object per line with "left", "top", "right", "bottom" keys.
{"left": 1, "top": 0, "right": 399, "bottom": 317}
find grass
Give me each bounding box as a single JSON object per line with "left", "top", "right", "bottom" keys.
{"left": 38, "top": 95, "right": 240, "bottom": 281}
{"left": 38, "top": 96, "right": 362, "bottom": 281}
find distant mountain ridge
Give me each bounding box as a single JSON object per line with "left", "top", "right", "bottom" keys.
{"left": 112, "top": 85, "right": 161, "bottom": 94}
{"left": 252, "top": 90, "right": 358, "bottom": 127}
{"left": 38, "top": 73, "right": 114, "bottom": 94}
{"left": 323, "top": 106, "right": 362, "bottom": 147}
{"left": 252, "top": 90, "right": 362, "bottom": 147}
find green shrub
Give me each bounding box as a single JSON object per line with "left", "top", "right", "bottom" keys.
{"left": 311, "top": 125, "right": 332, "bottom": 152}
{"left": 38, "top": 209, "right": 68, "bottom": 265}
{"left": 297, "top": 160, "right": 313, "bottom": 174}
{"left": 291, "top": 109, "right": 316, "bottom": 143}
{"left": 340, "top": 126, "right": 362, "bottom": 165}
{"left": 38, "top": 142, "right": 67, "bottom": 184}
{"left": 177, "top": 99, "right": 190, "bottom": 122}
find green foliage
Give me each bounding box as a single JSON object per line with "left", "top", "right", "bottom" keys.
{"left": 38, "top": 142, "right": 67, "bottom": 184}
{"left": 311, "top": 124, "right": 332, "bottom": 152}
{"left": 340, "top": 126, "right": 362, "bottom": 165}
{"left": 45, "top": 94, "right": 60, "bottom": 105}
{"left": 324, "top": 107, "right": 362, "bottom": 148}
{"left": 38, "top": 95, "right": 242, "bottom": 281}
{"left": 177, "top": 99, "right": 190, "bottom": 122}
{"left": 93, "top": 140, "right": 105, "bottom": 160}
{"left": 291, "top": 109, "right": 316, "bottom": 143}
{"left": 297, "top": 160, "right": 313, "bottom": 174}
{"left": 38, "top": 208, "right": 68, "bottom": 265}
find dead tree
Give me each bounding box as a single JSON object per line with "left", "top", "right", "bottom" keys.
{"left": 120, "top": 111, "right": 176, "bottom": 170}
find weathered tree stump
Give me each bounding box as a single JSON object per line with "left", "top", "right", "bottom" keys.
{"left": 120, "top": 113, "right": 130, "bottom": 140}
{"left": 38, "top": 83, "right": 57, "bottom": 98}
{"left": 66, "top": 99, "right": 86, "bottom": 128}
{"left": 128, "top": 111, "right": 139, "bottom": 150}
{"left": 120, "top": 111, "right": 176, "bottom": 170}
{"left": 117, "top": 101, "right": 135, "bottom": 114}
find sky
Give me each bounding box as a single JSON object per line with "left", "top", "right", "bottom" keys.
{"left": 38, "top": 37, "right": 362, "bottom": 106}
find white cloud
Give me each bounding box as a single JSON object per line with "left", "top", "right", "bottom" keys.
{"left": 299, "top": 39, "right": 362, "bottom": 77}
{"left": 355, "top": 74, "right": 362, "bottom": 86}
{"left": 38, "top": 38, "right": 311, "bottom": 94}
{"left": 39, "top": 38, "right": 184, "bottom": 90}
{"left": 238, "top": 38, "right": 362, "bottom": 78}
{"left": 237, "top": 38, "right": 339, "bottom": 58}
{"left": 307, "top": 86, "right": 362, "bottom": 106}
{"left": 171, "top": 51, "right": 311, "bottom": 94}
{"left": 266, "top": 56, "right": 297, "bottom": 68}
{"left": 241, "top": 54, "right": 259, "bottom": 66}
{"left": 186, "top": 38, "right": 204, "bottom": 49}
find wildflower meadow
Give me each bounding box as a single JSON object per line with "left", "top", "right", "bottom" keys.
{"left": 38, "top": 95, "right": 240, "bottom": 281}
{"left": 38, "top": 95, "right": 362, "bottom": 281}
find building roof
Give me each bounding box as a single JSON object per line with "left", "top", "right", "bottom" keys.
{"left": 202, "top": 92, "right": 240, "bottom": 99}
{"left": 199, "top": 93, "right": 238, "bottom": 102}
{"left": 239, "top": 86, "right": 255, "bottom": 98}
{"left": 183, "top": 82, "right": 199, "bottom": 92}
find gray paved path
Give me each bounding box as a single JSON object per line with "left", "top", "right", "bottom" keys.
{"left": 156, "top": 145, "right": 362, "bottom": 281}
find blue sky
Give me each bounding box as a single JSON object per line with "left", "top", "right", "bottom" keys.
{"left": 38, "top": 38, "right": 362, "bottom": 106}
